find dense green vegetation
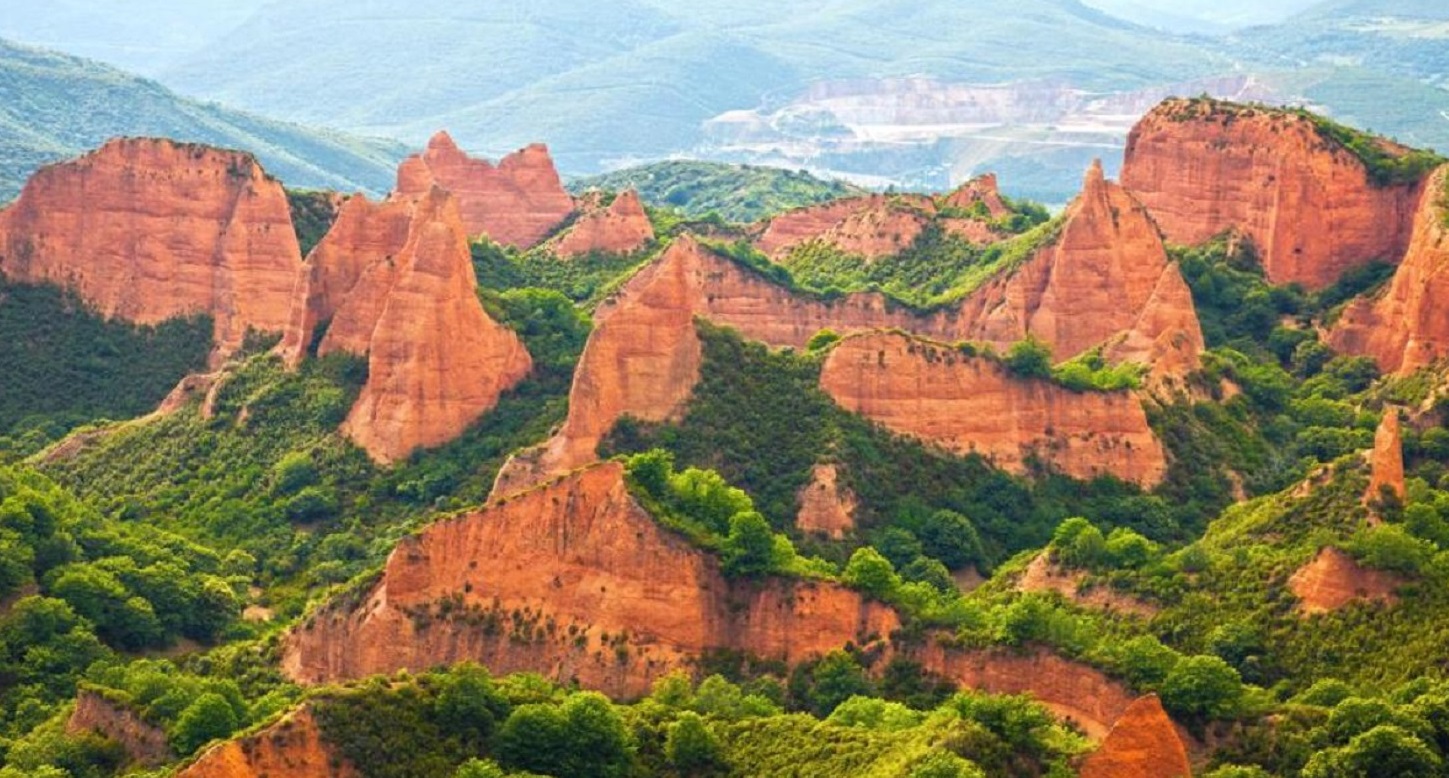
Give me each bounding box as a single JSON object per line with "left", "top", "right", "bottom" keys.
{"left": 285, "top": 189, "right": 343, "bottom": 256}
{"left": 472, "top": 239, "right": 654, "bottom": 307}
{"left": 303, "top": 663, "right": 1086, "bottom": 778}
{"left": 776, "top": 212, "right": 1056, "bottom": 309}
{"left": 0, "top": 277, "right": 212, "bottom": 442}
{"left": 603, "top": 322, "right": 1202, "bottom": 568}
{"left": 571, "top": 160, "right": 865, "bottom": 223}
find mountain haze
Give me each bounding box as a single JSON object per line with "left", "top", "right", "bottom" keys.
{"left": 0, "top": 37, "right": 408, "bottom": 200}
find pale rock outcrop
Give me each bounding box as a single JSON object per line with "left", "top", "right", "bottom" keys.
{"left": 795, "top": 463, "right": 857, "bottom": 539}
{"left": 1289, "top": 547, "right": 1401, "bottom": 614}
{"left": 1365, "top": 408, "right": 1406, "bottom": 506}
{"left": 1079, "top": 695, "right": 1192, "bottom": 778}
{"left": 0, "top": 138, "right": 303, "bottom": 359}
{"left": 1122, "top": 98, "right": 1423, "bottom": 290}
{"left": 67, "top": 690, "right": 172, "bottom": 768}
{"left": 820, "top": 332, "right": 1168, "bottom": 486}
{"left": 1329, "top": 166, "right": 1449, "bottom": 374}
{"left": 393, "top": 131, "right": 574, "bottom": 248}
{"left": 551, "top": 189, "right": 655, "bottom": 258}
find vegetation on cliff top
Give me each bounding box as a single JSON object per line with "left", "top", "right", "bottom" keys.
{"left": 570, "top": 160, "right": 865, "bottom": 224}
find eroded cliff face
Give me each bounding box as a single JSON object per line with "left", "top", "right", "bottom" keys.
{"left": 914, "top": 646, "right": 1137, "bottom": 741}
{"left": 67, "top": 690, "right": 172, "bottom": 768}
{"left": 1289, "top": 547, "right": 1401, "bottom": 614}
{"left": 820, "top": 332, "right": 1168, "bottom": 486}
{"left": 287, "top": 461, "right": 1135, "bottom": 737}
{"left": 551, "top": 189, "right": 655, "bottom": 258}
{"left": 0, "top": 138, "right": 303, "bottom": 358}
{"left": 1329, "top": 166, "right": 1449, "bottom": 374}
{"left": 177, "top": 707, "right": 356, "bottom": 778}
{"left": 1079, "top": 695, "right": 1192, "bottom": 778}
{"left": 1366, "top": 408, "right": 1406, "bottom": 506}
{"left": 393, "top": 131, "right": 574, "bottom": 248}
{"left": 491, "top": 237, "right": 959, "bottom": 493}
{"left": 753, "top": 184, "right": 1005, "bottom": 260}
{"left": 795, "top": 463, "right": 856, "bottom": 539}
{"left": 1122, "top": 98, "right": 1422, "bottom": 290}
{"left": 957, "top": 161, "right": 1204, "bottom": 384}
{"left": 284, "top": 462, "right": 899, "bottom": 698}
{"left": 282, "top": 187, "right": 532, "bottom": 464}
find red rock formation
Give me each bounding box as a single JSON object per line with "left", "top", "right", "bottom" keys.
{"left": 281, "top": 187, "right": 532, "bottom": 463}
{"left": 821, "top": 332, "right": 1168, "bottom": 486}
{"left": 915, "top": 646, "right": 1136, "bottom": 741}
{"left": 943, "top": 173, "right": 1010, "bottom": 218}
{"left": 1122, "top": 98, "right": 1423, "bottom": 289}
{"left": 1079, "top": 695, "right": 1192, "bottom": 778}
{"left": 393, "top": 131, "right": 574, "bottom": 248}
{"left": 284, "top": 462, "right": 899, "bottom": 697}
{"left": 957, "top": 161, "right": 1204, "bottom": 384}
{"left": 177, "top": 707, "right": 356, "bottom": 778}
{"left": 754, "top": 179, "right": 1010, "bottom": 259}
{"left": 288, "top": 460, "right": 1136, "bottom": 737}
{"left": 0, "top": 138, "right": 303, "bottom": 358}
{"left": 551, "top": 189, "right": 655, "bottom": 258}
{"left": 490, "top": 237, "right": 957, "bottom": 494}
{"left": 753, "top": 194, "right": 933, "bottom": 259}
{"left": 1289, "top": 547, "right": 1401, "bottom": 614}
{"left": 795, "top": 463, "right": 857, "bottom": 539}
{"left": 1329, "top": 166, "right": 1449, "bottom": 373}
{"left": 1017, "top": 554, "right": 1157, "bottom": 618}
{"left": 1366, "top": 408, "right": 1406, "bottom": 507}
{"left": 68, "top": 690, "right": 172, "bottom": 768}
{"left": 497, "top": 206, "right": 1199, "bottom": 494}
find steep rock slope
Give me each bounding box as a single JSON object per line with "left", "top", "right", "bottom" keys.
{"left": 1289, "top": 547, "right": 1401, "bottom": 614}
{"left": 551, "top": 189, "right": 655, "bottom": 258}
{"left": 67, "top": 690, "right": 172, "bottom": 768}
{"left": 0, "top": 138, "right": 303, "bottom": 358}
{"left": 1078, "top": 695, "right": 1192, "bottom": 778}
{"left": 491, "top": 237, "right": 952, "bottom": 493}
{"left": 285, "top": 462, "right": 900, "bottom": 697}
{"left": 177, "top": 707, "right": 357, "bottom": 778}
{"left": 286, "top": 461, "right": 1138, "bottom": 736}
{"left": 820, "top": 332, "right": 1168, "bottom": 486}
{"left": 752, "top": 174, "right": 1008, "bottom": 259}
{"left": 1329, "top": 166, "right": 1449, "bottom": 374}
{"left": 393, "top": 131, "right": 574, "bottom": 248}
{"left": 281, "top": 187, "right": 532, "bottom": 463}
{"left": 956, "top": 161, "right": 1204, "bottom": 383}
{"left": 1121, "top": 98, "right": 1423, "bottom": 289}
{"left": 1366, "top": 408, "right": 1406, "bottom": 506}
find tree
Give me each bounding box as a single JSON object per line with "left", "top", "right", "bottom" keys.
{"left": 1160, "top": 655, "right": 1243, "bottom": 720}
{"left": 721, "top": 511, "right": 777, "bottom": 578}
{"left": 1004, "top": 336, "right": 1052, "bottom": 379}
{"left": 1303, "top": 725, "right": 1441, "bottom": 778}
{"left": 917, "top": 510, "right": 985, "bottom": 570}
{"left": 1114, "top": 635, "right": 1181, "bottom": 688}
{"left": 496, "top": 693, "right": 632, "bottom": 778}
{"left": 908, "top": 751, "right": 985, "bottom": 778}
{"left": 842, "top": 547, "right": 901, "bottom": 600}
{"left": 434, "top": 664, "right": 509, "bottom": 750}
{"left": 626, "top": 449, "right": 674, "bottom": 498}
{"left": 666, "top": 712, "right": 725, "bottom": 774}
{"left": 453, "top": 759, "right": 505, "bottom": 778}
{"left": 809, "top": 651, "right": 873, "bottom": 716}
{"left": 172, "top": 692, "right": 240, "bottom": 754}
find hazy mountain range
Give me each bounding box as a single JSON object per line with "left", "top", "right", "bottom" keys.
{"left": 2, "top": 0, "right": 1447, "bottom": 201}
